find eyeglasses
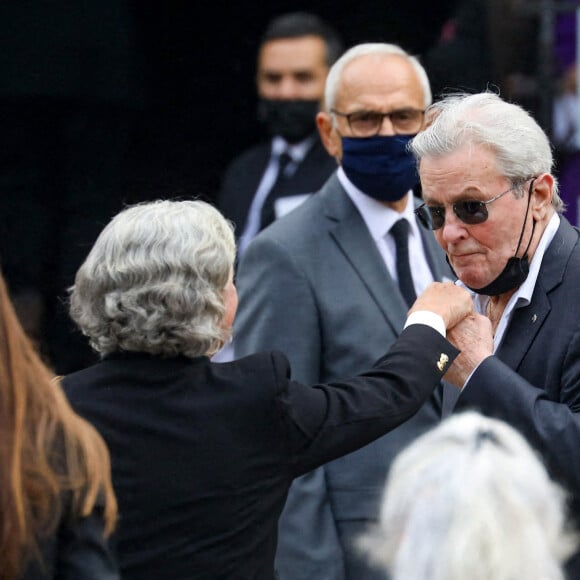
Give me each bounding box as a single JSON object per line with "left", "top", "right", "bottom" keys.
{"left": 415, "top": 179, "right": 534, "bottom": 230}
{"left": 330, "top": 108, "right": 425, "bottom": 136}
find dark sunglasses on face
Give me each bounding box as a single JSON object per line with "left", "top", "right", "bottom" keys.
{"left": 415, "top": 178, "right": 535, "bottom": 230}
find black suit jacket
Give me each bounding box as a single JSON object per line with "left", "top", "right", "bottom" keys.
{"left": 217, "top": 136, "right": 336, "bottom": 239}
{"left": 62, "top": 325, "right": 458, "bottom": 580}
{"left": 21, "top": 495, "right": 119, "bottom": 579}
{"left": 445, "top": 217, "right": 580, "bottom": 578}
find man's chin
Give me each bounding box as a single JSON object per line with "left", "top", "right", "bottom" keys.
{"left": 453, "top": 269, "right": 488, "bottom": 290}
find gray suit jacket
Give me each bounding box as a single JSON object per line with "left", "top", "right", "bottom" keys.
{"left": 234, "top": 173, "right": 451, "bottom": 580}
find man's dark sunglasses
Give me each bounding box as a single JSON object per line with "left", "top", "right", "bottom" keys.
{"left": 415, "top": 178, "right": 535, "bottom": 230}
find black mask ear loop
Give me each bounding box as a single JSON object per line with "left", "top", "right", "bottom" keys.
{"left": 513, "top": 178, "right": 537, "bottom": 261}
{"left": 465, "top": 177, "right": 538, "bottom": 296}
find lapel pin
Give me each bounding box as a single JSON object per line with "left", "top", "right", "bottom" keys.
{"left": 437, "top": 353, "right": 449, "bottom": 371}
{"left": 531, "top": 314, "right": 537, "bottom": 323}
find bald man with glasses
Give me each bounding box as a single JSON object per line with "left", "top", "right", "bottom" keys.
{"left": 234, "top": 43, "right": 451, "bottom": 580}
{"left": 410, "top": 91, "right": 580, "bottom": 578}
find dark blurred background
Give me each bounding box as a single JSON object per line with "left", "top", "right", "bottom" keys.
{"left": 125, "top": 0, "right": 459, "bottom": 203}
{"left": 2, "top": 0, "right": 563, "bottom": 211}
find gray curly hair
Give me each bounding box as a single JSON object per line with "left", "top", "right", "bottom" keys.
{"left": 69, "top": 199, "right": 236, "bottom": 358}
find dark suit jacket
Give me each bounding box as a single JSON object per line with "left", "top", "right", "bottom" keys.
{"left": 22, "top": 495, "right": 119, "bottom": 579}
{"left": 62, "top": 325, "right": 458, "bottom": 580}
{"left": 445, "top": 216, "right": 580, "bottom": 578}
{"left": 217, "top": 136, "right": 336, "bottom": 239}
{"left": 234, "top": 173, "right": 452, "bottom": 579}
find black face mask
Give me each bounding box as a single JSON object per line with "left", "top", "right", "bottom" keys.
{"left": 257, "top": 98, "right": 320, "bottom": 143}
{"left": 448, "top": 244, "right": 533, "bottom": 296}
{"left": 451, "top": 178, "right": 536, "bottom": 296}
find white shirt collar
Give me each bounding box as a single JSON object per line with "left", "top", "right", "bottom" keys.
{"left": 510, "top": 212, "right": 560, "bottom": 305}
{"left": 337, "top": 165, "right": 419, "bottom": 240}
{"left": 272, "top": 135, "right": 316, "bottom": 163}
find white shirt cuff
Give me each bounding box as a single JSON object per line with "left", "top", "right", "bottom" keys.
{"left": 404, "top": 311, "right": 446, "bottom": 337}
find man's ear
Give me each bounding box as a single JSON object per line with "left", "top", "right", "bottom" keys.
{"left": 317, "top": 112, "right": 341, "bottom": 161}
{"left": 531, "top": 173, "right": 554, "bottom": 221}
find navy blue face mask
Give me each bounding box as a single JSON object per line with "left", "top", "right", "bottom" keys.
{"left": 340, "top": 134, "right": 419, "bottom": 202}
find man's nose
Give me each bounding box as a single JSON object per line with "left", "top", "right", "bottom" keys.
{"left": 377, "top": 114, "right": 396, "bottom": 136}
{"left": 276, "top": 77, "right": 302, "bottom": 99}
{"left": 440, "top": 209, "right": 469, "bottom": 242}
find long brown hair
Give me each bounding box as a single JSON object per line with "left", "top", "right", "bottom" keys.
{"left": 0, "top": 272, "right": 117, "bottom": 580}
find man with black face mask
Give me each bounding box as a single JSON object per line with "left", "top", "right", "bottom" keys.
{"left": 410, "top": 91, "right": 580, "bottom": 579}
{"left": 216, "top": 12, "right": 342, "bottom": 260}
{"left": 234, "top": 43, "right": 452, "bottom": 580}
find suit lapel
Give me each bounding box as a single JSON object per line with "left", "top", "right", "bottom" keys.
{"left": 321, "top": 177, "right": 408, "bottom": 335}
{"left": 497, "top": 291, "right": 550, "bottom": 369}
{"left": 497, "top": 218, "right": 578, "bottom": 368}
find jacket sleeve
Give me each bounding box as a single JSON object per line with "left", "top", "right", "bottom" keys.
{"left": 56, "top": 505, "right": 120, "bottom": 580}
{"left": 276, "top": 325, "right": 457, "bottom": 474}
{"left": 455, "top": 338, "right": 580, "bottom": 501}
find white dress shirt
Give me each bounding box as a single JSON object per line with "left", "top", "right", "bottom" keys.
{"left": 237, "top": 136, "right": 315, "bottom": 257}
{"left": 337, "top": 166, "right": 436, "bottom": 296}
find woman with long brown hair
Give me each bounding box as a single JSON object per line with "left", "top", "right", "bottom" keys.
{"left": 0, "top": 270, "right": 119, "bottom": 579}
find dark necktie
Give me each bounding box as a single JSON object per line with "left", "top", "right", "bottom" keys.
{"left": 260, "top": 151, "right": 293, "bottom": 230}
{"left": 391, "top": 219, "right": 417, "bottom": 307}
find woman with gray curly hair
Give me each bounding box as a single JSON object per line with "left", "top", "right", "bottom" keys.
{"left": 358, "top": 411, "right": 578, "bottom": 580}
{"left": 69, "top": 199, "right": 236, "bottom": 359}
{"left": 61, "top": 198, "right": 475, "bottom": 580}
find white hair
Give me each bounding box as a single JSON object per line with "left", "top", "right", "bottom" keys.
{"left": 324, "top": 42, "right": 432, "bottom": 112}
{"left": 358, "top": 411, "right": 578, "bottom": 580}
{"left": 69, "top": 199, "right": 236, "bottom": 358}
{"left": 410, "top": 91, "right": 563, "bottom": 212}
